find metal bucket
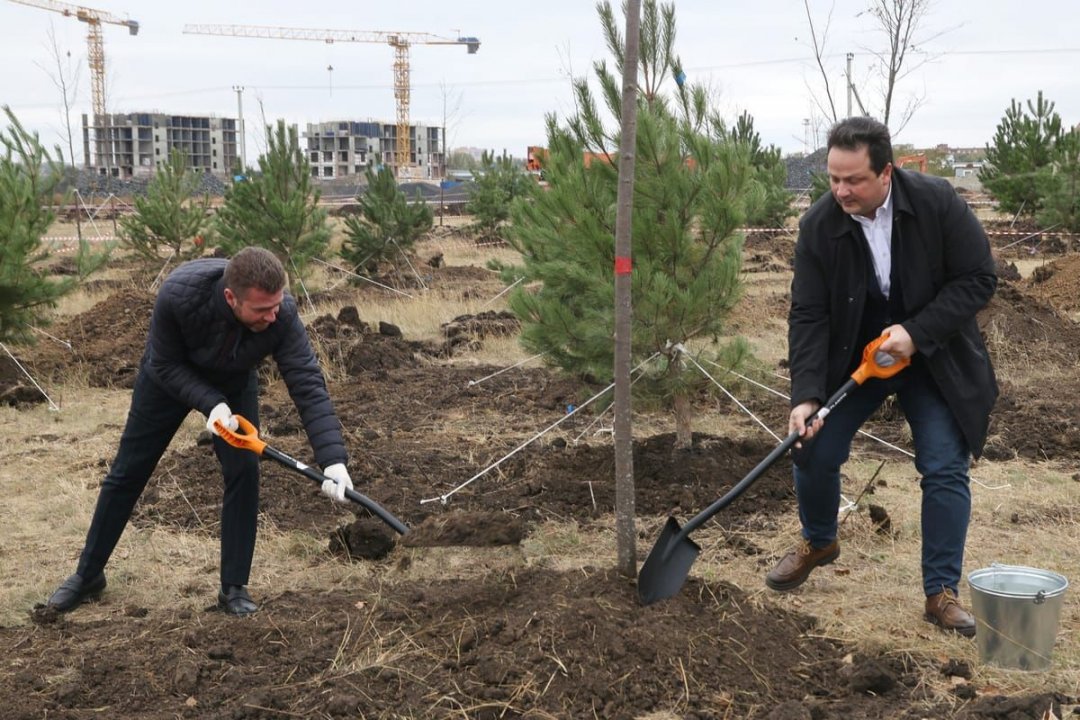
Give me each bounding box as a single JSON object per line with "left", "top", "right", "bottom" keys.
{"left": 968, "top": 564, "right": 1069, "bottom": 671}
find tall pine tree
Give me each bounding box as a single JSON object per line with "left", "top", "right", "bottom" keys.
{"left": 214, "top": 120, "right": 329, "bottom": 284}
{"left": 0, "top": 106, "right": 108, "bottom": 344}
{"left": 500, "top": 1, "right": 755, "bottom": 449}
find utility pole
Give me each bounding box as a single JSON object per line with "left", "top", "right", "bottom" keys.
{"left": 802, "top": 118, "right": 811, "bottom": 154}
{"left": 845, "top": 52, "right": 853, "bottom": 118}
{"left": 233, "top": 85, "right": 247, "bottom": 173}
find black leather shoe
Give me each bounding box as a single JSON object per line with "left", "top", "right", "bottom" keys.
{"left": 765, "top": 539, "right": 840, "bottom": 592}
{"left": 218, "top": 585, "right": 258, "bottom": 616}
{"left": 47, "top": 572, "right": 107, "bottom": 612}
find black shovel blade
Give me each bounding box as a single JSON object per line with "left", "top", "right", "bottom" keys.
{"left": 637, "top": 517, "right": 702, "bottom": 605}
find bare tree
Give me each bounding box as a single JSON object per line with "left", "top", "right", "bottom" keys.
{"left": 803, "top": 0, "right": 950, "bottom": 134}
{"left": 36, "top": 22, "right": 83, "bottom": 241}
{"left": 802, "top": 0, "right": 841, "bottom": 123}
{"left": 864, "top": 0, "right": 949, "bottom": 131}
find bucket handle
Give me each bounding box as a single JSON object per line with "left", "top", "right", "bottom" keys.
{"left": 1034, "top": 590, "right": 1046, "bottom": 605}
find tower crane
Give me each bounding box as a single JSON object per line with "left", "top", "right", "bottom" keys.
{"left": 9, "top": 0, "right": 139, "bottom": 118}
{"left": 183, "top": 23, "right": 479, "bottom": 177}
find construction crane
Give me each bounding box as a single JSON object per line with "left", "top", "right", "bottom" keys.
{"left": 183, "top": 23, "right": 479, "bottom": 177}
{"left": 10, "top": 0, "right": 139, "bottom": 118}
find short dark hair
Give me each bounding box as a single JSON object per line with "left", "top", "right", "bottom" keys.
{"left": 827, "top": 117, "right": 893, "bottom": 175}
{"left": 224, "top": 247, "right": 286, "bottom": 299}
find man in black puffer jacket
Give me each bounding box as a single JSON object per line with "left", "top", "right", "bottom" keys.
{"left": 47, "top": 247, "right": 353, "bottom": 616}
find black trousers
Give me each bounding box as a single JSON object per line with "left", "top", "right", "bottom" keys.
{"left": 77, "top": 369, "right": 261, "bottom": 587}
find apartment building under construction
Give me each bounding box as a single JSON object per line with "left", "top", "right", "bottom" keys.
{"left": 303, "top": 120, "right": 445, "bottom": 180}
{"left": 81, "top": 113, "right": 445, "bottom": 181}
{"left": 82, "top": 112, "right": 238, "bottom": 178}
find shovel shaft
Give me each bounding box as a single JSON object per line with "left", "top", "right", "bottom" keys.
{"left": 673, "top": 377, "right": 858, "bottom": 544}
{"left": 263, "top": 446, "right": 409, "bottom": 535}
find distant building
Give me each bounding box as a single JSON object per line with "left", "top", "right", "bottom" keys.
{"left": 82, "top": 112, "right": 238, "bottom": 178}
{"left": 303, "top": 120, "right": 445, "bottom": 181}
{"left": 952, "top": 161, "right": 985, "bottom": 178}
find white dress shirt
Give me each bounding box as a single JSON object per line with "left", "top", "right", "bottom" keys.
{"left": 852, "top": 185, "right": 894, "bottom": 298}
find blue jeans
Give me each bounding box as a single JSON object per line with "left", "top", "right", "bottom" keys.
{"left": 792, "top": 360, "right": 971, "bottom": 597}
{"left": 77, "top": 369, "right": 261, "bottom": 587}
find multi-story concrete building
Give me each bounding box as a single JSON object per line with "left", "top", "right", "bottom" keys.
{"left": 303, "top": 120, "right": 444, "bottom": 180}
{"left": 82, "top": 112, "right": 238, "bottom": 178}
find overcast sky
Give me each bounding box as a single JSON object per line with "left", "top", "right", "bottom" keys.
{"left": 3, "top": 0, "right": 1078, "bottom": 163}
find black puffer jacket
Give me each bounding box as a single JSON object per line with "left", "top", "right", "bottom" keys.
{"left": 142, "top": 258, "right": 346, "bottom": 468}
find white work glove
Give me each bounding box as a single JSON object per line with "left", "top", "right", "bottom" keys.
{"left": 206, "top": 402, "right": 239, "bottom": 436}
{"left": 321, "top": 463, "right": 353, "bottom": 503}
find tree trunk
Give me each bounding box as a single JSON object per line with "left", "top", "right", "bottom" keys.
{"left": 613, "top": 0, "right": 642, "bottom": 579}
{"left": 673, "top": 389, "right": 692, "bottom": 451}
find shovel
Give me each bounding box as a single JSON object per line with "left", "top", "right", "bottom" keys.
{"left": 214, "top": 415, "right": 409, "bottom": 536}
{"left": 637, "top": 334, "right": 910, "bottom": 605}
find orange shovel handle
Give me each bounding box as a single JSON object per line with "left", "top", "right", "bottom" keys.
{"left": 213, "top": 414, "right": 267, "bottom": 455}
{"left": 850, "top": 333, "right": 911, "bottom": 385}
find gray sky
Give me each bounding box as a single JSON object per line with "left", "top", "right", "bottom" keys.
{"left": 3, "top": 0, "right": 1078, "bottom": 163}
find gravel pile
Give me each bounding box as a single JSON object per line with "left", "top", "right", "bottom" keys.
{"left": 783, "top": 148, "right": 827, "bottom": 190}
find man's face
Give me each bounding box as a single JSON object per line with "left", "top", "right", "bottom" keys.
{"left": 827, "top": 145, "right": 892, "bottom": 218}
{"left": 225, "top": 286, "right": 283, "bottom": 332}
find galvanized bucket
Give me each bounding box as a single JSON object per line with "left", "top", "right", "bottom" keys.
{"left": 968, "top": 564, "right": 1069, "bottom": 671}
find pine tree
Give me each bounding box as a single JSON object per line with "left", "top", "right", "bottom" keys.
{"left": 466, "top": 150, "right": 535, "bottom": 241}
{"left": 0, "top": 106, "right": 109, "bottom": 344}
{"left": 722, "top": 111, "right": 793, "bottom": 228}
{"left": 499, "top": 0, "right": 754, "bottom": 449}
{"left": 214, "top": 120, "right": 329, "bottom": 284}
{"left": 118, "top": 149, "right": 212, "bottom": 263}
{"left": 981, "top": 91, "right": 1065, "bottom": 217}
{"left": 340, "top": 165, "right": 433, "bottom": 274}
{"left": 1035, "top": 127, "right": 1080, "bottom": 232}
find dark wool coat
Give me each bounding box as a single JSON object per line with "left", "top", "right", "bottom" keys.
{"left": 789, "top": 168, "right": 998, "bottom": 457}
{"left": 142, "top": 258, "right": 346, "bottom": 468}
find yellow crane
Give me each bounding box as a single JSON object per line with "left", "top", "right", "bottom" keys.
{"left": 9, "top": 0, "right": 139, "bottom": 118}
{"left": 183, "top": 23, "right": 479, "bottom": 177}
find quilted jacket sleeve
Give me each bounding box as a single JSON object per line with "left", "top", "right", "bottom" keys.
{"left": 273, "top": 304, "right": 347, "bottom": 469}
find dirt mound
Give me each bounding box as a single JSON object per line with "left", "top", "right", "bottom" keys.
{"left": 21, "top": 287, "right": 153, "bottom": 389}
{"left": 978, "top": 284, "right": 1080, "bottom": 460}
{"left": 9, "top": 568, "right": 1059, "bottom": 720}
{"left": 1025, "top": 253, "right": 1080, "bottom": 315}
{"left": 743, "top": 230, "right": 796, "bottom": 272}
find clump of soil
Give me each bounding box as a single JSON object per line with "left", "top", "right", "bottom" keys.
{"left": 330, "top": 517, "right": 396, "bottom": 560}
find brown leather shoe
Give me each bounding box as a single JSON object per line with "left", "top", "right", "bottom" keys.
{"left": 925, "top": 589, "right": 976, "bottom": 637}
{"left": 765, "top": 539, "right": 840, "bottom": 592}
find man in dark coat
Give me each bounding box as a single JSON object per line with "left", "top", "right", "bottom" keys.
{"left": 47, "top": 247, "right": 354, "bottom": 616}
{"left": 765, "top": 117, "right": 997, "bottom": 637}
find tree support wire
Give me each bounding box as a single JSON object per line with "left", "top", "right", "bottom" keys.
{"left": 0, "top": 342, "right": 60, "bottom": 411}
{"left": 698, "top": 355, "right": 915, "bottom": 459}
{"left": 312, "top": 257, "right": 415, "bottom": 298}
{"left": 420, "top": 353, "right": 662, "bottom": 506}
{"left": 466, "top": 353, "right": 545, "bottom": 387}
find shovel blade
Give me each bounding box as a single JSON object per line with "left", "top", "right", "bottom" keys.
{"left": 637, "top": 517, "right": 702, "bottom": 606}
